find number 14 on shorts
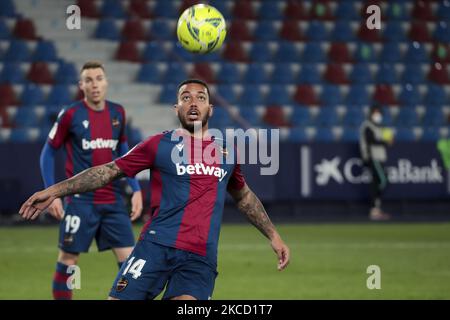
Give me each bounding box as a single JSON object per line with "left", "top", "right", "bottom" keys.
{"left": 122, "top": 257, "right": 146, "bottom": 279}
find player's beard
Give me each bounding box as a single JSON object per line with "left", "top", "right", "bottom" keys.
{"left": 178, "top": 111, "right": 210, "bottom": 133}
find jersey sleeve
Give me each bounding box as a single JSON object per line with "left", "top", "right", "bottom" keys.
{"left": 115, "top": 134, "right": 161, "bottom": 177}
{"left": 227, "top": 162, "right": 246, "bottom": 191}
{"left": 47, "top": 108, "right": 73, "bottom": 149}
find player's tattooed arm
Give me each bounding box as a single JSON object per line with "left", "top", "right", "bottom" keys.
{"left": 54, "top": 162, "right": 125, "bottom": 197}
{"left": 228, "top": 184, "right": 277, "bottom": 240}
{"left": 228, "top": 184, "right": 290, "bottom": 271}
{"left": 19, "top": 162, "right": 125, "bottom": 220}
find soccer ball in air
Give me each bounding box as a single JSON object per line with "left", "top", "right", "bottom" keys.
{"left": 176, "top": 4, "right": 227, "bottom": 54}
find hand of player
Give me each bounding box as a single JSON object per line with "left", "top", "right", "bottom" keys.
{"left": 130, "top": 191, "right": 143, "bottom": 222}
{"left": 19, "top": 189, "right": 57, "bottom": 221}
{"left": 270, "top": 235, "right": 290, "bottom": 271}
{"left": 46, "top": 198, "right": 64, "bottom": 221}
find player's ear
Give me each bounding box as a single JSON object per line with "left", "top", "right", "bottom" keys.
{"left": 209, "top": 104, "right": 213, "bottom": 117}
{"left": 173, "top": 104, "right": 179, "bottom": 115}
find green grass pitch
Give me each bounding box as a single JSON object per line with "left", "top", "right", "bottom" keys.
{"left": 1, "top": 223, "right": 450, "bottom": 299}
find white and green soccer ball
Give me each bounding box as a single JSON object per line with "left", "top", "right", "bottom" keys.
{"left": 176, "top": 4, "right": 227, "bottom": 54}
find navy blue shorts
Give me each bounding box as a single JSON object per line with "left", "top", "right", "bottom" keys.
{"left": 58, "top": 202, "right": 135, "bottom": 253}
{"left": 109, "top": 240, "right": 218, "bottom": 300}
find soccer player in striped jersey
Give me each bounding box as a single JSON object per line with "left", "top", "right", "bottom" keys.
{"left": 20, "top": 79, "right": 290, "bottom": 300}
{"left": 39, "top": 61, "right": 143, "bottom": 299}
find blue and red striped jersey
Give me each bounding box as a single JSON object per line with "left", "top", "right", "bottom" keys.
{"left": 115, "top": 129, "right": 246, "bottom": 263}
{"left": 48, "top": 100, "right": 127, "bottom": 204}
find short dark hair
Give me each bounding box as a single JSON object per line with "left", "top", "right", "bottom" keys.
{"left": 177, "top": 79, "right": 210, "bottom": 98}
{"left": 80, "top": 61, "right": 105, "bottom": 74}
{"left": 369, "top": 104, "right": 382, "bottom": 115}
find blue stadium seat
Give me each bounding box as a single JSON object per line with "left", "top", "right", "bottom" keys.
{"left": 209, "top": 106, "right": 235, "bottom": 128}
{"left": 4, "top": 40, "right": 30, "bottom": 62}
{"left": 302, "top": 43, "right": 326, "bottom": 62}
{"left": 243, "top": 63, "right": 268, "bottom": 84}
{"left": 163, "top": 63, "right": 188, "bottom": 84}
{"left": 398, "top": 84, "right": 422, "bottom": 105}
{"left": 32, "top": 41, "right": 58, "bottom": 62}
{"left": 12, "top": 107, "right": 38, "bottom": 127}
{"left": 290, "top": 107, "right": 313, "bottom": 126}
{"left": 46, "top": 85, "right": 73, "bottom": 105}
{"left": 151, "top": 20, "right": 175, "bottom": 41}
{"left": 404, "top": 42, "right": 429, "bottom": 63}
{"left": 253, "top": 21, "right": 278, "bottom": 41}
{"left": 215, "top": 85, "right": 238, "bottom": 105}
{"left": 341, "top": 127, "right": 360, "bottom": 142}
{"left": 274, "top": 42, "right": 300, "bottom": 62}
{"left": 288, "top": 128, "right": 310, "bottom": 142}
{"left": 238, "top": 85, "right": 265, "bottom": 107}
{"left": 265, "top": 85, "right": 292, "bottom": 105}
{"left": 297, "top": 64, "right": 321, "bottom": 84}
{"left": 238, "top": 107, "right": 263, "bottom": 126}
{"left": 20, "top": 84, "right": 45, "bottom": 105}
{"left": 315, "top": 108, "right": 340, "bottom": 127}
{"left": 159, "top": 84, "right": 177, "bottom": 104}
{"left": 349, "top": 63, "right": 372, "bottom": 84}
{"left": 375, "top": 64, "right": 398, "bottom": 84}
{"left": 315, "top": 128, "right": 336, "bottom": 142}
{"left": 142, "top": 42, "right": 169, "bottom": 62}
{"left": 10, "top": 128, "right": 37, "bottom": 142}
{"left": 335, "top": 2, "right": 358, "bottom": 20}
{"left": 258, "top": 1, "right": 282, "bottom": 20}
{"left": 0, "top": 0, "right": 16, "bottom": 17}
{"left": 330, "top": 21, "right": 356, "bottom": 42}
{"left": 354, "top": 43, "right": 377, "bottom": 62}
{"left": 248, "top": 42, "right": 272, "bottom": 63}
{"left": 136, "top": 64, "right": 161, "bottom": 83}
{"left": 395, "top": 108, "right": 420, "bottom": 126}
{"left": 437, "top": 1, "right": 450, "bottom": 20}
{"left": 54, "top": 62, "right": 78, "bottom": 84}
{"left": 394, "top": 127, "right": 416, "bottom": 141}
{"left": 386, "top": 2, "right": 409, "bottom": 20}
{"left": 342, "top": 108, "right": 366, "bottom": 127}
{"left": 346, "top": 85, "right": 370, "bottom": 105}
{"left": 101, "top": 0, "right": 126, "bottom": 18}
{"left": 217, "top": 63, "right": 241, "bottom": 84}
{"left": 0, "top": 20, "right": 11, "bottom": 39}
{"left": 383, "top": 22, "right": 407, "bottom": 42}
{"left": 208, "top": 0, "right": 231, "bottom": 17}
{"left": 320, "top": 85, "right": 343, "bottom": 106}
{"left": 401, "top": 64, "right": 424, "bottom": 84}
{"left": 153, "top": 1, "right": 177, "bottom": 18}
{"left": 423, "top": 85, "right": 447, "bottom": 107}
{"left": 0, "top": 63, "right": 25, "bottom": 83}
{"left": 171, "top": 42, "right": 196, "bottom": 61}
{"left": 422, "top": 108, "right": 445, "bottom": 126}
{"left": 379, "top": 43, "right": 402, "bottom": 63}
{"left": 381, "top": 110, "right": 394, "bottom": 126}
{"left": 94, "top": 19, "right": 120, "bottom": 40}
{"left": 421, "top": 127, "right": 441, "bottom": 141}
{"left": 433, "top": 22, "right": 450, "bottom": 42}
{"left": 306, "top": 21, "right": 328, "bottom": 41}
{"left": 270, "top": 64, "right": 295, "bottom": 84}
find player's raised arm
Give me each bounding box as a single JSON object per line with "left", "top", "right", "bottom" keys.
{"left": 228, "top": 184, "right": 290, "bottom": 271}
{"left": 19, "top": 161, "right": 125, "bottom": 220}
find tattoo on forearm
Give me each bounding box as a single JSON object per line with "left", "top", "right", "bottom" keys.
{"left": 54, "top": 162, "right": 124, "bottom": 197}
{"left": 237, "top": 189, "right": 276, "bottom": 240}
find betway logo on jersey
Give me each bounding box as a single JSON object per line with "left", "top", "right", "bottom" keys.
{"left": 176, "top": 163, "right": 228, "bottom": 181}
{"left": 82, "top": 138, "right": 118, "bottom": 151}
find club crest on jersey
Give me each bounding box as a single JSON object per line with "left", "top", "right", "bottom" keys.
{"left": 176, "top": 163, "right": 228, "bottom": 182}
{"left": 112, "top": 118, "right": 120, "bottom": 127}
{"left": 82, "top": 120, "right": 89, "bottom": 129}
{"left": 116, "top": 277, "right": 128, "bottom": 292}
